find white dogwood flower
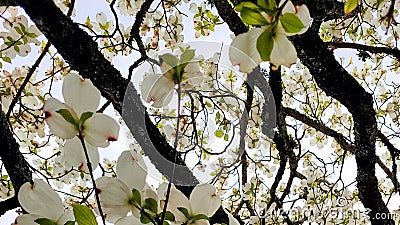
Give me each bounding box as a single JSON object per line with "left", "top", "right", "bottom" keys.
{"left": 43, "top": 73, "right": 119, "bottom": 148}
{"left": 230, "top": 0, "right": 311, "bottom": 73}
{"left": 16, "top": 179, "right": 74, "bottom": 225}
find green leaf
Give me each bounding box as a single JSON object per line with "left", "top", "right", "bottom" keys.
{"left": 2, "top": 57, "right": 11, "bottom": 63}
{"left": 143, "top": 198, "right": 158, "bottom": 214}
{"left": 178, "top": 207, "right": 190, "bottom": 219}
{"left": 257, "top": 0, "right": 276, "bottom": 10}
{"left": 235, "top": 2, "right": 263, "bottom": 12}
{"left": 163, "top": 211, "right": 176, "bottom": 222}
{"left": 56, "top": 109, "right": 78, "bottom": 127}
{"left": 279, "top": 13, "right": 305, "bottom": 34}
{"left": 78, "top": 112, "right": 93, "bottom": 130}
{"left": 240, "top": 8, "right": 269, "bottom": 26}
{"left": 224, "top": 134, "right": 229, "bottom": 141}
{"left": 64, "top": 221, "right": 75, "bottom": 225}
{"left": 344, "top": 0, "right": 358, "bottom": 14}
{"left": 159, "top": 53, "right": 179, "bottom": 67}
{"left": 34, "top": 218, "right": 57, "bottom": 225}
{"left": 131, "top": 188, "right": 142, "bottom": 205}
{"left": 180, "top": 48, "right": 195, "bottom": 64}
{"left": 190, "top": 214, "right": 209, "bottom": 221}
{"left": 256, "top": 28, "right": 274, "bottom": 61}
{"left": 14, "top": 26, "right": 23, "bottom": 35}
{"left": 214, "top": 130, "right": 224, "bottom": 138}
{"left": 73, "top": 203, "right": 98, "bottom": 225}
{"left": 140, "top": 212, "right": 153, "bottom": 224}
{"left": 216, "top": 111, "right": 221, "bottom": 120}
{"left": 26, "top": 32, "right": 37, "bottom": 38}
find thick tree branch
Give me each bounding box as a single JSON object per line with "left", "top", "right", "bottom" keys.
{"left": 292, "top": 23, "right": 393, "bottom": 224}
{"left": 0, "top": 196, "right": 19, "bottom": 216}
{"left": 0, "top": 0, "right": 16, "bottom": 6}
{"left": 330, "top": 41, "right": 400, "bottom": 60}
{"left": 211, "top": 0, "right": 393, "bottom": 224}
{"left": 0, "top": 109, "right": 32, "bottom": 207}
{"left": 14, "top": 0, "right": 198, "bottom": 191}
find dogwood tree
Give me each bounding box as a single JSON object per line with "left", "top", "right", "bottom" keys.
{"left": 0, "top": 0, "right": 399, "bottom": 225}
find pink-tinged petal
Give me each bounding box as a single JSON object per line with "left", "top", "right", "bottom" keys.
{"left": 43, "top": 98, "right": 78, "bottom": 139}
{"left": 190, "top": 184, "right": 221, "bottom": 217}
{"left": 15, "top": 214, "right": 42, "bottom": 225}
{"left": 96, "top": 176, "right": 132, "bottom": 223}
{"left": 281, "top": 1, "right": 310, "bottom": 36}
{"left": 115, "top": 215, "right": 141, "bottom": 225}
{"left": 62, "top": 138, "right": 99, "bottom": 171}
{"left": 62, "top": 73, "right": 101, "bottom": 115}
{"left": 116, "top": 150, "right": 147, "bottom": 191}
{"left": 18, "top": 179, "right": 64, "bottom": 220}
{"left": 270, "top": 28, "right": 298, "bottom": 68}
{"left": 82, "top": 113, "right": 120, "bottom": 148}
{"left": 141, "top": 73, "right": 175, "bottom": 108}
{"left": 158, "top": 183, "right": 190, "bottom": 223}
{"left": 229, "top": 28, "right": 263, "bottom": 74}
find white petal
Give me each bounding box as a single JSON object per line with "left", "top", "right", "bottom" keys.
{"left": 15, "top": 214, "right": 42, "bottom": 225}
{"left": 294, "top": 5, "right": 311, "bottom": 34}
{"left": 18, "top": 179, "right": 64, "bottom": 220}
{"left": 194, "top": 220, "right": 210, "bottom": 225}
{"left": 83, "top": 113, "right": 120, "bottom": 148}
{"left": 158, "top": 183, "right": 190, "bottom": 223}
{"left": 224, "top": 210, "right": 240, "bottom": 225}
{"left": 281, "top": 0, "right": 295, "bottom": 14}
{"left": 56, "top": 209, "right": 75, "bottom": 225}
{"left": 43, "top": 98, "right": 78, "bottom": 139}
{"left": 62, "top": 138, "right": 99, "bottom": 171}
{"left": 62, "top": 73, "right": 101, "bottom": 115}
{"left": 96, "top": 176, "right": 132, "bottom": 223}
{"left": 190, "top": 184, "right": 221, "bottom": 217}
{"left": 141, "top": 73, "right": 175, "bottom": 108}
{"left": 281, "top": 1, "right": 310, "bottom": 36}
{"left": 270, "top": 29, "right": 298, "bottom": 68}
{"left": 116, "top": 150, "right": 147, "bottom": 191}
{"left": 115, "top": 215, "right": 142, "bottom": 225}
{"left": 229, "top": 28, "right": 263, "bottom": 74}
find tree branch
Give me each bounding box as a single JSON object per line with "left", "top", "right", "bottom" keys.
{"left": 0, "top": 109, "right": 32, "bottom": 212}
{"left": 14, "top": 0, "right": 198, "bottom": 191}
{"left": 330, "top": 41, "right": 400, "bottom": 60}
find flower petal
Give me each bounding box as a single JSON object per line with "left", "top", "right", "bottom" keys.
{"left": 189, "top": 184, "right": 221, "bottom": 217}
{"left": 158, "top": 183, "right": 190, "bottom": 223}
{"left": 294, "top": 5, "right": 311, "bottom": 34}
{"left": 281, "top": 0, "right": 296, "bottom": 14}
{"left": 270, "top": 28, "right": 298, "bottom": 68}
{"left": 224, "top": 209, "right": 240, "bottom": 225}
{"left": 141, "top": 73, "right": 175, "bottom": 108}
{"left": 96, "top": 176, "right": 132, "bottom": 223}
{"left": 281, "top": 1, "right": 310, "bottom": 35}
{"left": 62, "top": 73, "right": 101, "bottom": 115}
{"left": 62, "top": 137, "right": 99, "bottom": 171}
{"left": 115, "top": 215, "right": 141, "bottom": 225}
{"left": 18, "top": 179, "right": 64, "bottom": 220}
{"left": 56, "top": 209, "right": 75, "bottom": 225}
{"left": 43, "top": 98, "right": 78, "bottom": 139}
{"left": 83, "top": 113, "right": 120, "bottom": 148}
{"left": 15, "top": 214, "right": 42, "bottom": 225}
{"left": 229, "top": 28, "right": 263, "bottom": 74}
{"left": 116, "top": 150, "right": 147, "bottom": 191}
